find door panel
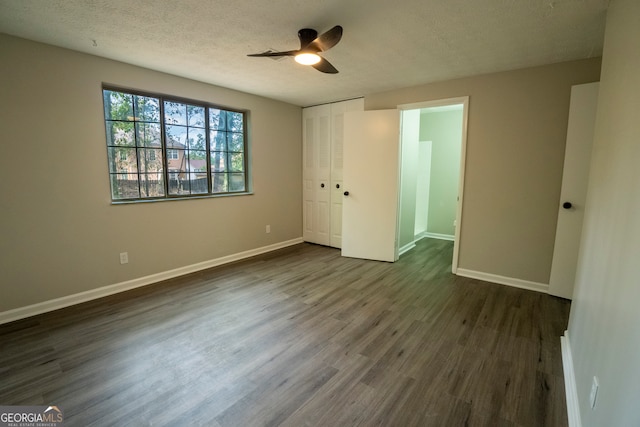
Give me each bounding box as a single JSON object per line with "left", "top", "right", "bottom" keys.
{"left": 302, "top": 104, "right": 331, "bottom": 245}
{"left": 330, "top": 98, "right": 364, "bottom": 248}
{"left": 302, "top": 113, "right": 316, "bottom": 242}
{"left": 549, "top": 82, "right": 599, "bottom": 299}
{"left": 342, "top": 109, "right": 400, "bottom": 262}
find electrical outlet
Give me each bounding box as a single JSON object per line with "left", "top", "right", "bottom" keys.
{"left": 266, "top": 225, "right": 271, "bottom": 234}
{"left": 589, "top": 376, "right": 599, "bottom": 409}
{"left": 119, "top": 252, "right": 129, "bottom": 264}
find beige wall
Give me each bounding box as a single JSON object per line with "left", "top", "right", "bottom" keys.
{"left": 366, "top": 58, "right": 601, "bottom": 284}
{"left": 0, "top": 34, "right": 302, "bottom": 312}
{"left": 0, "top": 34, "right": 605, "bottom": 314}
{"left": 567, "top": 0, "right": 640, "bottom": 425}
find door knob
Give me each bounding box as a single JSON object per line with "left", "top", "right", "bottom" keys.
{"left": 320, "top": 183, "right": 325, "bottom": 188}
{"left": 336, "top": 184, "right": 340, "bottom": 189}
{"left": 562, "top": 202, "right": 572, "bottom": 209}
{"left": 343, "top": 191, "right": 349, "bottom": 196}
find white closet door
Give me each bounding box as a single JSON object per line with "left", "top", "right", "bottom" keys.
{"left": 302, "top": 107, "right": 315, "bottom": 242}
{"left": 330, "top": 98, "right": 364, "bottom": 248}
{"left": 302, "top": 104, "right": 331, "bottom": 245}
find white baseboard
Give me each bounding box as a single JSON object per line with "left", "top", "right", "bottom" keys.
{"left": 404, "top": 232, "right": 454, "bottom": 256}
{"left": 561, "top": 330, "right": 582, "bottom": 427}
{"left": 419, "top": 232, "right": 455, "bottom": 242}
{"left": 456, "top": 268, "right": 549, "bottom": 293}
{"left": 398, "top": 242, "right": 416, "bottom": 256}
{"left": 0, "top": 238, "right": 304, "bottom": 325}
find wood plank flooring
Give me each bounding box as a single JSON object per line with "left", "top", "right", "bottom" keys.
{"left": 0, "top": 238, "right": 570, "bottom": 426}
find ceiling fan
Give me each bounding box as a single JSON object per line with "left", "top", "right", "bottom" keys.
{"left": 247, "top": 25, "right": 343, "bottom": 74}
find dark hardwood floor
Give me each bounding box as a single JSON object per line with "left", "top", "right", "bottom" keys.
{"left": 0, "top": 238, "right": 570, "bottom": 426}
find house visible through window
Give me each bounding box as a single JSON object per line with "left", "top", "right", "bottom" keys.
{"left": 103, "top": 87, "right": 248, "bottom": 201}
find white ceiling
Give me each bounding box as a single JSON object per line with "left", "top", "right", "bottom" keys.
{"left": 0, "top": 0, "right": 608, "bottom": 107}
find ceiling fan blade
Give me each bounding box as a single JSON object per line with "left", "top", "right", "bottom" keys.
{"left": 312, "top": 57, "right": 339, "bottom": 74}
{"left": 247, "top": 50, "right": 298, "bottom": 58}
{"left": 306, "top": 25, "right": 343, "bottom": 52}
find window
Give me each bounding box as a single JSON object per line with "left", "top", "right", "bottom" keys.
{"left": 103, "top": 87, "right": 248, "bottom": 201}
{"left": 167, "top": 149, "right": 178, "bottom": 160}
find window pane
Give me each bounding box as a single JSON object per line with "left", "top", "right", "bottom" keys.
{"left": 136, "top": 122, "right": 161, "bottom": 147}
{"left": 135, "top": 95, "right": 160, "bottom": 122}
{"left": 167, "top": 150, "right": 186, "bottom": 181}
{"left": 190, "top": 172, "right": 208, "bottom": 194}
{"left": 188, "top": 105, "right": 205, "bottom": 127}
{"left": 228, "top": 132, "right": 244, "bottom": 152}
{"left": 164, "top": 101, "right": 187, "bottom": 125}
{"left": 210, "top": 151, "right": 227, "bottom": 172}
{"left": 168, "top": 169, "right": 190, "bottom": 195}
{"left": 229, "top": 173, "right": 245, "bottom": 192}
{"left": 104, "top": 91, "right": 133, "bottom": 120}
{"left": 106, "top": 121, "right": 135, "bottom": 146}
{"left": 210, "top": 130, "right": 226, "bottom": 151}
{"left": 229, "top": 152, "right": 244, "bottom": 172}
{"left": 165, "top": 125, "right": 188, "bottom": 148}
{"left": 189, "top": 150, "right": 207, "bottom": 177}
{"left": 139, "top": 173, "right": 165, "bottom": 198}
{"left": 111, "top": 173, "right": 140, "bottom": 199}
{"left": 212, "top": 173, "right": 228, "bottom": 193}
{"left": 188, "top": 128, "right": 206, "bottom": 150}
{"left": 227, "top": 111, "right": 243, "bottom": 132}
{"left": 108, "top": 147, "right": 138, "bottom": 173}
{"left": 167, "top": 171, "right": 177, "bottom": 194}
{"left": 167, "top": 149, "right": 186, "bottom": 171}
{"left": 138, "top": 149, "right": 163, "bottom": 173}
{"left": 209, "top": 109, "right": 226, "bottom": 130}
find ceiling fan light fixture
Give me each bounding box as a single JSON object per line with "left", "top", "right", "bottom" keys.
{"left": 295, "top": 52, "right": 321, "bottom": 65}
{"left": 248, "top": 26, "right": 341, "bottom": 73}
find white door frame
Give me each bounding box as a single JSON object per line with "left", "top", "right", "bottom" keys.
{"left": 397, "top": 96, "right": 469, "bottom": 273}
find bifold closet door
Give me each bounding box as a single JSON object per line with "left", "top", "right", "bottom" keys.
{"left": 302, "top": 104, "right": 331, "bottom": 245}
{"left": 329, "top": 98, "right": 364, "bottom": 248}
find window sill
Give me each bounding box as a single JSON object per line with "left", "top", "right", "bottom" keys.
{"left": 111, "top": 191, "right": 254, "bottom": 205}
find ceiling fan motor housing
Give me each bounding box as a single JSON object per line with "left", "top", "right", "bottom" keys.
{"left": 298, "top": 28, "right": 319, "bottom": 50}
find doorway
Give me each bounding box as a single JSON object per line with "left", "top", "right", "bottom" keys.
{"left": 397, "top": 97, "right": 469, "bottom": 273}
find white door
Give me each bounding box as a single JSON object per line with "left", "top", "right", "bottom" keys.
{"left": 549, "top": 82, "right": 599, "bottom": 299}
{"left": 302, "top": 104, "right": 331, "bottom": 245}
{"left": 330, "top": 98, "right": 364, "bottom": 248}
{"left": 342, "top": 110, "right": 400, "bottom": 262}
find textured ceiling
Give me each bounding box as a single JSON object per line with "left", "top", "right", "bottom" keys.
{"left": 0, "top": 0, "right": 608, "bottom": 107}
